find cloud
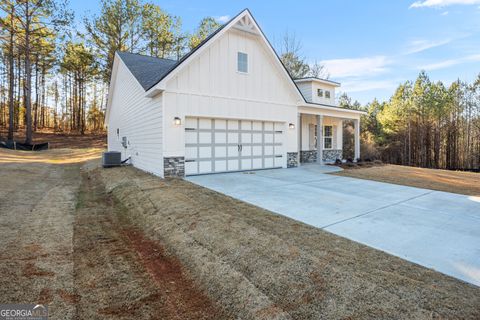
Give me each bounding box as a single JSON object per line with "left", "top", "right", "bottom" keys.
{"left": 320, "top": 56, "right": 390, "bottom": 78}
{"left": 410, "top": 0, "right": 480, "bottom": 8}
{"left": 441, "top": 10, "right": 449, "bottom": 14}
{"left": 405, "top": 38, "right": 452, "bottom": 54}
{"left": 422, "top": 54, "right": 480, "bottom": 70}
{"left": 340, "top": 79, "right": 400, "bottom": 93}
{"left": 215, "top": 15, "right": 230, "bottom": 23}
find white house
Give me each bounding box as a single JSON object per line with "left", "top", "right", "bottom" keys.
{"left": 106, "top": 9, "right": 365, "bottom": 178}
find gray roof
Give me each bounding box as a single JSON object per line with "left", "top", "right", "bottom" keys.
{"left": 117, "top": 52, "right": 178, "bottom": 91}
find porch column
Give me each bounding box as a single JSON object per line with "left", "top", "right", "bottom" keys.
{"left": 316, "top": 115, "right": 323, "bottom": 164}
{"left": 298, "top": 113, "right": 302, "bottom": 154}
{"left": 354, "top": 118, "right": 360, "bottom": 161}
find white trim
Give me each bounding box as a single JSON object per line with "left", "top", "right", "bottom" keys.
{"left": 295, "top": 77, "right": 341, "bottom": 87}
{"left": 299, "top": 103, "right": 367, "bottom": 116}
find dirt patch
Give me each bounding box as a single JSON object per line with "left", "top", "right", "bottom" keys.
{"left": 98, "top": 165, "right": 480, "bottom": 319}
{"left": 0, "top": 149, "right": 226, "bottom": 320}
{"left": 334, "top": 164, "right": 480, "bottom": 196}
{"left": 0, "top": 129, "right": 106, "bottom": 149}
{"left": 73, "top": 168, "right": 226, "bottom": 319}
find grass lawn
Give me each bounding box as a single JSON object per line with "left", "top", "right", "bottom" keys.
{"left": 1, "top": 144, "right": 479, "bottom": 319}
{"left": 99, "top": 164, "right": 480, "bottom": 319}
{"left": 334, "top": 164, "right": 480, "bottom": 196}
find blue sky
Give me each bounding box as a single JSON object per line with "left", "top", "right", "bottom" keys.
{"left": 72, "top": 0, "right": 480, "bottom": 104}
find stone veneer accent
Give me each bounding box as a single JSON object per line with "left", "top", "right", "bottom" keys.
{"left": 164, "top": 156, "right": 185, "bottom": 177}
{"left": 300, "top": 150, "right": 343, "bottom": 163}
{"left": 323, "top": 149, "right": 342, "bottom": 162}
{"left": 287, "top": 152, "right": 298, "bottom": 168}
{"left": 300, "top": 150, "right": 317, "bottom": 163}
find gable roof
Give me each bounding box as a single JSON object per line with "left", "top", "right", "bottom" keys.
{"left": 116, "top": 52, "right": 177, "bottom": 91}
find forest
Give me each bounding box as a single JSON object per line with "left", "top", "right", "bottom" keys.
{"left": 0, "top": 0, "right": 479, "bottom": 171}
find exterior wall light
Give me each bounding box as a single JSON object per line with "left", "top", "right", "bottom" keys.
{"left": 174, "top": 117, "right": 182, "bottom": 125}
{"left": 289, "top": 123, "right": 295, "bottom": 129}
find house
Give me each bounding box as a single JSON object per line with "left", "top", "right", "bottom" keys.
{"left": 106, "top": 9, "right": 365, "bottom": 178}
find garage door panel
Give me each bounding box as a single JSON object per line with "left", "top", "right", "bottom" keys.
{"left": 241, "top": 158, "right": 252, "bottom": 170}
{"left": 264, "top": 122, "right": 273, "bottom": 131}
{"left": 241, "top": 133, "right": 252, "bottom": 143}
{"left": 264, "top": 157, "right": 274, "bottom": 168}
{"left": 227, "top": 120, "right": 239, "bottom": 130}
{"left": 264, "top": 145, "right": 274, "bottom": 156}
{"left": 215, "top": 160, "right": 227, "bottom": 172}
{"left": 199, "top": 118, "right": 212, "bottom": 129}
{"left": 199, "top": 161, "right": 212, "bottom": 173}
{"left": 185, "top": 161, "right": 198, "bottom": 175}
{"left": 242, "top": 145, "right": 252, "bottom": 156}
{"left": 185, "top": 117, "right": 197, "bottom": 128}
{"left": 215, "top": 132, "right": 226, "bottom": 143}
{"left": 185, "top": 147, "right": 198, "bottom": 159}
{"left": 215, "top": 119, "right": 226, "bottom": 129}
{"left": 252, "top": 146, "right": 262, "bottom": 156}
{"left": 215, "top": 146, "right": 227, "bottom": 157}
{"left": 199, "top": 132, "right": 212, "bottom": 143}
{"left": 185, "top": 131, "right": 197, "bottom": 144}
{"left": 227, "top": 146, "right": 239, "bottom": 157}
{"left": 228, "top": 132, "right": 238, "bottom": 143}
{"left": 228, "top": 159, "right": 239, "bottom": 171}
{"left": 199, "top": 147, "right": 211, "bottom": 158}
{"left": 252, "top": 158, "right": 262, "bottom": 169}
{"left": 252, "top": 133, "right": 262, "bottom": 143}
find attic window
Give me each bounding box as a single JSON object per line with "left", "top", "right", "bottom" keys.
{"left": 325, "top": 90, "right": 331, "bottom": 99}
{"left": 317, "top": 89, "right": 323, "bottom": 97}
{"left": 237, "top": 52, "right": 248, "bottom": 73}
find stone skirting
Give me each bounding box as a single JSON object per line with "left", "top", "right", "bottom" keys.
{"left": 300, "top": 150, "right": 317, "bottom": 163}
{"left": 323, "top": 149, "right": 342, "bottom": 162}
{"left": 300, "top": 150, "right": 343, "bottom": 163}
{"left": 287, "top": 152, "right": 298, "bottom": 168}
{"left": 164, "top": 156, "right": 185, "bottom": 177}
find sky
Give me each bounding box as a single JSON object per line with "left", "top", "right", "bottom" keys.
{"left": 70, "top": 0, "right": 480, "bottom": 104}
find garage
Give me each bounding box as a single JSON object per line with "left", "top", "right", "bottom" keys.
{"left": 184, "top": 117, "right": 285, "bottom": 175}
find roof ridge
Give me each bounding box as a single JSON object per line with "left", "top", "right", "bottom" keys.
{"left": 117, "top": 51, "right": 177, "bottom": 62}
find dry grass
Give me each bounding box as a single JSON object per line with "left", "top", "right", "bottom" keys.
{"left": 0, "top": 129, "right": 106, "bottom": 149}
{"left": 334, "top": 164, "right": 480, "bottom": 196}
{"left": 98, "top": 164, "right": 480, "bottom": 320}
{"left": 0, "top": 148, "right": 225, "bottom": 320}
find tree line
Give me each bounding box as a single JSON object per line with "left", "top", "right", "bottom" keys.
{"left": 341, "top": 72, "right": 480, "bottom": 171}
{"left": 0, "top": 0, "right": 222, "bottom": 144}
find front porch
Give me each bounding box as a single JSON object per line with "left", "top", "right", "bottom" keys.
{"left": 297, "top": 112, "right": 360, "bottom": 164}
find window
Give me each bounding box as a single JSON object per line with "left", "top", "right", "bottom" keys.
{"left": 116, "top": 128, "right": 120, "bottom": 140}
{"left": 317, "top": 89, "right": 323, "bottom": 97}
{"left": 325, "top": 90, "right": 331, "bottom": 99}
{"left": 324, "top": 125, "right": 333, "bottom": 149}
{"left": 237, "top": 52, "right": 248, "bottom": 73}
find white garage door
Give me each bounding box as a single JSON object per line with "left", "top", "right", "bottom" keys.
{"left": 185, "top": 117, "right": 284, "bottom": 175}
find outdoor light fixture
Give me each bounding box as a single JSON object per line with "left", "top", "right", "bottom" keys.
{"left": 174, "top": 117, "right": 182, "bottom": 125}
{"left": 289, "top": 123, "right": 295, "bottom": 129}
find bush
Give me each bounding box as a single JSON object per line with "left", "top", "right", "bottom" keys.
{"left": 346, "top": 158, "right": 353, "bottom": 163}
{"left": 335, "top": 159, "right": 342, "bottom": 165}
{"left": 373, "top": 160, "right": 383, "bottom": 165}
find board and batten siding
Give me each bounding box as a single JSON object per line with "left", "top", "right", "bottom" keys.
{"left": 107, "top": 59, "right": 164, "bottom": 176}
{"left": 162, "top": 28, "right": 300, "bottom": 164}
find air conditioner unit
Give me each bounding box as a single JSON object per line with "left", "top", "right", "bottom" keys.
{"left": 102, "top": 151, "right": 122, "bottom": 168}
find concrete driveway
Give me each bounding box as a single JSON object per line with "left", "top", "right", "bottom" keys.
{"left": 187, "top": 164, "right": 480, "bottom": 286}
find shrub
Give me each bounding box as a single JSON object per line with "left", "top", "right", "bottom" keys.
{"left": 335, "top": 159, "right": 342, "bottom": 165}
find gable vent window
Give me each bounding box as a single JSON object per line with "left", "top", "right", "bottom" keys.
{"left": 237, "top": 52, "right": 248, "bottom": 73}
{"left": 317, "top": 89, "right": 323, "bottom": 97}
{"left": 325, "top": 90, "right": 331, "bottom": 99}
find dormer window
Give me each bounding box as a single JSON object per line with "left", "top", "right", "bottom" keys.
{"left": 325, "top": 90, "right": 331, "bottom": 99}
{"left": 317, "top": 89, "right": 323, "bottom": 97}
{"left": 237, "top": 52, "right": 248, "bottom": 73}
